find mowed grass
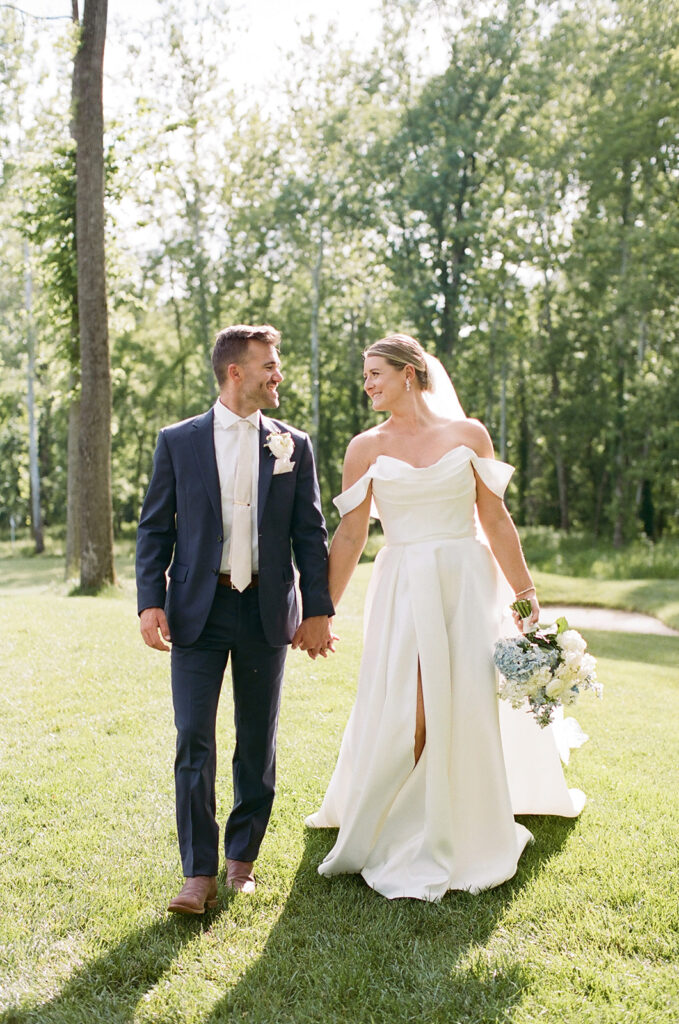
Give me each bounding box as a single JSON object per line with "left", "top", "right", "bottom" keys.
{"left": 3, "top": 535, "right": 678, "bottom": 630}
{"left": 535, "top": 572, "right": 679, "bottom": 632}
{"left": 0, "top": 564, "right": 677, "bottom": 1023}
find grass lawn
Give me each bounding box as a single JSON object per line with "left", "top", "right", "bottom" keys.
{"left": 0, "top": 562, "right": 678, "bottom": 1023}
{"left": 535, "top": 572, "right": 679, "bottom": 632}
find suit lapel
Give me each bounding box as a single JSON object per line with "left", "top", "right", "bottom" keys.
{"left": 258, "top": 415, "right": 277, "bottom": 527}
{"left": 191, "top": 409, "right": 222, "bottom": 525}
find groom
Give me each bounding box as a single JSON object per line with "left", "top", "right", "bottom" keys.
{"left": 136, "top": 324, "right": 334, "bottom": 913}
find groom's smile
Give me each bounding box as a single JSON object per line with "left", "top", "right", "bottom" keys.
{"left": 237, "top": 342, "right": 284, "bottom": 411}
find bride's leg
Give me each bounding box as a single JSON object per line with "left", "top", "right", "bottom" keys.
{"left": 414, "top": 661, "right": 426, "bottom": 764}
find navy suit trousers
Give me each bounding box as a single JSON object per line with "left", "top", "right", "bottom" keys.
{"left": 171, "top": 584, "right": 287, "bottom": 876}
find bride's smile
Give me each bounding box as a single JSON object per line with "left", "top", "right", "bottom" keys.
{"left": 307, "top": 331, "right": 585, "bottom": 901}
{"left": 364, "top": 355, "right": 414, "bottom": 410}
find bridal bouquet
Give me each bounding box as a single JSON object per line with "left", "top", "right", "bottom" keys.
{"left": 494, "top": 607, "right": 601, "bottom": 728}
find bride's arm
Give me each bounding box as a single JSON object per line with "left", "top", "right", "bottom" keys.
{"left": 476, "top": 484, "right": 538, "bottom": 604}
{"left": 327, "top": 438, "right": 374, "bottom": 608}
{"left": 467, "top": 424, "right": 539, "bottom": 629}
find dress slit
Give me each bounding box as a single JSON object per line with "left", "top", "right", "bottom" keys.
{"left": 306, "top": 449, "right": 585, "bottom": 900}
{"left": 414, "top": 659, "right": 426, "bottom": 765}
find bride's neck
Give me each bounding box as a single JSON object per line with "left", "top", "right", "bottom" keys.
{"left": 386, "top": 395, "right": 435, "bottom": 430}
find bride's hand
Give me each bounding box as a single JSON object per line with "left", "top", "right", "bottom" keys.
{"left": 512, "top": 595, "right": 539, "bottom": 633}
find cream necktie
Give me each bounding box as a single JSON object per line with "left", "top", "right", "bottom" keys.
{"left": 229, "top": 420, "right": 253, "bottom": 591}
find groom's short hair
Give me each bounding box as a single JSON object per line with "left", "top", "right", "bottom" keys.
{"left": 212, "top": 324, "right": 281, "bottom": 386}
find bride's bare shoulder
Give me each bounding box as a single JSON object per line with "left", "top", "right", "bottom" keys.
{"left": 345, "top": 427, "right": 381, "bottom": 460}
{"left": 343, "top": 427, "right": 382, "bottom": 484}
{"left": 453, "top": 418, "right": 495, "bottom": 458}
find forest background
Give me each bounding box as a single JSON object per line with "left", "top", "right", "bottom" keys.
{"left": 1, "top": 0, "right": 678, "bottom": 584}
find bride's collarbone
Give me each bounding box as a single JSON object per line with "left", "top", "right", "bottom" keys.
{"left": 376, "top": 444, "right": 470, "bottom": 470}
{"left": 375, "top": 430, "right": 470, "bottom": 470}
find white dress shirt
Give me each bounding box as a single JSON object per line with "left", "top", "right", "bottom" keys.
{"left": 213, "top": 399, "right": 260, "bottom": 574}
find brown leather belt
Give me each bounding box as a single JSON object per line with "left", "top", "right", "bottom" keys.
{"left": 218, "top": 572, "right": 259, "bottom": 590}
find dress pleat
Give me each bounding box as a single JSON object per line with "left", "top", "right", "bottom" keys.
{"left": 306, "top": 447, "right": 585, "bottom": 900}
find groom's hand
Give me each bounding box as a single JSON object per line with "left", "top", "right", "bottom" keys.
{"left": 140, "top": 607, "right": 172, "bottom": 651}
{"left": 291, "top": 615, "right": 336, "bottom": 659}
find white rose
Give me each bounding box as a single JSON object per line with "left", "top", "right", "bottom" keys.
{"left": 546, "top": 675, "right": 567, "bottom": 699}
{"left": 580, "top": 653, "right": 597, "bottom": 680}
{"left": 558, "top": 630, "right": 586, "bottom": 655}
{"left": 266, "top": 431, "right": 295, "bottom": 460}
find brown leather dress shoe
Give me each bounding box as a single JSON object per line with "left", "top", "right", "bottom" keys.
{"left": 167, "top": 875, "right": 218, "bottom": 915}
{"left": 226, "top": 858, "right": 256, "bottom": 894}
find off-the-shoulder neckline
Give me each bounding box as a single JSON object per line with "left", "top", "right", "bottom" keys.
{"left": 374, "top": 444, "right": 476, "bottom": 472}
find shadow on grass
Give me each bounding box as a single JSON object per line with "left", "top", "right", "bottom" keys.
{"left": 584, "top": 630, "right": 679, "bottom": 669}
{"left": 0, "top": 889, "right": 228, "bottom": 1024}
{"left": 1, "top": 819, "right": 575, "bottom": 1024}
{"left": 203, "top": 816, "right": 577, "bottom": 1024}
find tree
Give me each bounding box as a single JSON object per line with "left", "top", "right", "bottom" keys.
{"left": 27, "top": 142, "right": 80, "bottom": 572}
{"left": 0, "top": 6, "right": 47, "bottom": 551}
{"left": 380, "top": 0, "right": 532, "bottom": 361}
{"left": 72, "top": 0, "right": 114, "bottom": 587}
{"left": 558, "top": 0, "right": 679, "bottom": 541}
{"left": 22, "top": 232, "right": 44, "bottom": 551}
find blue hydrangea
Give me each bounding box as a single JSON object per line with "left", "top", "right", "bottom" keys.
{"left": 493, "top": 638, "right": 560, "bottom": 682}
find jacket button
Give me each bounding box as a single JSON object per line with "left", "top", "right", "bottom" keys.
{"left": 212, "top": 568, "right": 218, "bottom": 575}
{"left": 217, "top": 535, "right": 223, "bottom": 542}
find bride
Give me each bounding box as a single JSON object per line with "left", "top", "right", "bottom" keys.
{"left": 306, "top": 333, "right": 586, "bottom": 901}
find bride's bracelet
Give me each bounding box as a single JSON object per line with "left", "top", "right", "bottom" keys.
{"left": 514, "top": 584, "right": 536, "bottom": 598}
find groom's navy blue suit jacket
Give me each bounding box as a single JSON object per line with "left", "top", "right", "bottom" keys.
{"left": 136, "top": 409, "right": 334, "bottom": 648}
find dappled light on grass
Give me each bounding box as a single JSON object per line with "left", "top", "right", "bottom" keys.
{"left": 0, "top": 566, "right": 677, "bottom": 1022}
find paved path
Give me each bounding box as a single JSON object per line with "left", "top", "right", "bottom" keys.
{"left": 541, "top": 605, "right": 678, "bottom": 637}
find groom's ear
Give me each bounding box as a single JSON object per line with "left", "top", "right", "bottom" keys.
{"left": 227, "top": 361, "right": 243, "bottom": 383}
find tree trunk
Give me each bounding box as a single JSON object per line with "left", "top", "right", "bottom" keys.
{"left": 541, "top": 259, "right": 569, "bottom": 532}
{"left": 515, "top": 350, "right": 531, "bottom": 523}
{"left": 310, "top": 227, "right": 323, "bottom": 454}
{"left": 485, "top": 332, "right": 495, "bottom": 430}
{"left": 23, "top": 236, "right": 44, "bottom": 553}
{"left": 551, "top": 367, "right": 570, "bottom": 532}
{"left": 169, "top": 257, "right": 188, "bottom": 419}
{"left": 612, "top": 162, "right": 632, "bottom": 549}
{"left": 64, "top": 0, "right": 81, "bottom": 579}
{"left": 611, "top": 363, "right": 626, "bottom": 550}
{"left": 187, "top": 178, "right": 213, "bottom": 395}
{"left": 73, "top": 0, "right": 115, "bottom": 589}
{"left": 499, "top": 357, "right": 507, "bottom": 463}
{"left": 494, "top": 291, "right": 508, "bottom": 462}
{"left": 65, "top": 373, "right": 81, "bottom": 579}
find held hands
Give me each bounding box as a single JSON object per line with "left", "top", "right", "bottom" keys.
{"left": 141, "top": 607, "right": 338, "bottom": 658}
{"left": 291, "top": 615, "right": 338, "bottom": 659}
{"left": 140, "top": 607, "right": 172, "bottom": 651}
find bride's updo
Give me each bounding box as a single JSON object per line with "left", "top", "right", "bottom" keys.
{"left": 363, "top": 334, "right": 430, "bottom": 391}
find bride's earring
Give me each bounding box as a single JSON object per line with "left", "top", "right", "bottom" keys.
{"left": 406, "top": 377, "right": 411, "bottom": 392}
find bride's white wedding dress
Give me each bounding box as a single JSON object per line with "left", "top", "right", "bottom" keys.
{"left": 306, "top": 445, "right": 586, "bottom": 901}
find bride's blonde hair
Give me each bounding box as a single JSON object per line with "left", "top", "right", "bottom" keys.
{"left": 364, "top": 333, "right": 430, "bottom": 391}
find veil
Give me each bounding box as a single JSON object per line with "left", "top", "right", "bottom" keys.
{"left": 422, "top": 351, "right": 516, "bottom": 623}
{"left": 422, "top": 354, "right": 467, "bottom": 421}
{"left": 422, "top": 352, "right": 586, "bottom": 766}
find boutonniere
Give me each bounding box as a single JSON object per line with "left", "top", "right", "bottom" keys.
{"left": 265, "top": 430, "right": 295, "bottom": 475}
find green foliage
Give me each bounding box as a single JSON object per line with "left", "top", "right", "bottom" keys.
{"left": 22, "top": 143, "right": 78, "bottom": 361}
{"left": 1, "top": 0, "right": 678, "bottom": 551}
{"left": 380, "top": 0, "right": 533, "bottom": 360}
{"left": 522, "top": 526, "right": 679, "bottom": 580}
